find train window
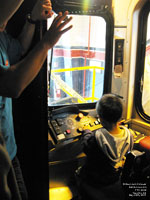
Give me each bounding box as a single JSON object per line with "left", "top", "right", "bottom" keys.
{"left": 47, "top": 14, "right": 106, "bottom": 106}
{"left": 142, "top": 13, "right": 150, "bottom": 116}
{"left": 135, "top": 2, "right": 150, "bottom": 122}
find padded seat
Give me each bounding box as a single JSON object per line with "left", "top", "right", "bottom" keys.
{"left": 139, "top": 136, "right": 150, "bottom": 150}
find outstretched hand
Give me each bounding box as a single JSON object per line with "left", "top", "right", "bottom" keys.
{"left": 42, "top": 11, "right": 73, "bottom": 49}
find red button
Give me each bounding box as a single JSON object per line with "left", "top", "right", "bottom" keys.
{"left": 66, "top": 129, "right": 71, "bottom": 134}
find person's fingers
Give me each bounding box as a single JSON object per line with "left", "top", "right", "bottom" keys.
{"left": 57, "top": 16, "right": 73, "bottom": 31}
{"left": 50, "top": 12, "right": 62, "bottom": 26}
{"left": 51, "top": 11, "right": 70, "bottom": 28}
{"left": 43, "top": 0, "right": 52, "bottom": 5}
{"left": 42, "top": 5, "right": 53, "bottom": 18}
{"left": 42, "top": 5, "right": 52, "bottom": 11}
{"left": 59, "top": 25, "right": 73, "bottom": 35}
{"left": 55, "top": 11, "right": 69, "bottom": 27}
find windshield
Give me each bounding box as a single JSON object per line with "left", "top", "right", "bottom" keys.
{"left": 47, "top": 14, "right": 106, "bottom": 106}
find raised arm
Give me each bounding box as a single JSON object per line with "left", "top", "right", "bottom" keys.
{"left": 0, "top": 0, "right": 23, "bottom": 26}
{"left": 18, "top": 0, "right": 54, "bottom": 55}
{"left": 0, "top": 11, "right": 73, "bottom": 98}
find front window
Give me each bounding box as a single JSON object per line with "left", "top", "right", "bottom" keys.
{"left": 47, "top": 14, "right": 106, "bottom": 106}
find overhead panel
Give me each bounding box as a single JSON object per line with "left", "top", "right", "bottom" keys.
{"left": 51, "top": 0, "right": 112, "bottom": 13}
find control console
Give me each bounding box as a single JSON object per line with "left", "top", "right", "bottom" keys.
{"left": 48, "top": 105, "right": 102, "bottom": 144}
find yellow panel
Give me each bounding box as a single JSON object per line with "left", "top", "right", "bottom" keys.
{"left": 112, "top": 0, "right": 139, "bottom": 26}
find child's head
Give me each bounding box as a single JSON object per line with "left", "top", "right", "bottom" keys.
{"left": 96, "top": 94, "right": 123, "bottom": 130}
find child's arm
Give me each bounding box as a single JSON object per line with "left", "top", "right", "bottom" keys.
{"left": 81, "top": 130, "right": 96, "bottom": 156}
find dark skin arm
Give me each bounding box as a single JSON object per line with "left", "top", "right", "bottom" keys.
{"left": 18, "top": 0, "right": 54, "bottom": 55}
{"left": 0, "top": 11, "right": 73, "bottom": 98}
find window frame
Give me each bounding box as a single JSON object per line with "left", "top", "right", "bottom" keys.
{"left": 48, "top": 2, "right": 114, "bottom": 110}
{"left": 135, "top": 1, "right": 150, "bottom": 122}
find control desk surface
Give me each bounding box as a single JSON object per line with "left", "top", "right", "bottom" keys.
{"left": 48, "top": 106, "right": 146, "bottom": 146}
{"left": 48, "top": 106, "right": 148, "bottom": 163}
{"left": 48, "top": 107, "right": 102, "bottom": 144}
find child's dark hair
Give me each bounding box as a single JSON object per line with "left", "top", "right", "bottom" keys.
{"left": 96, "top": 94, "right": 123, "bottom": 124}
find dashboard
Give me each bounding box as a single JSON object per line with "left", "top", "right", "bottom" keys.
{"left": 48, "top": 105, "right": 102, "bottom": 144}
{"left": 48, "top": 105, "right": 149, "bottom": 163}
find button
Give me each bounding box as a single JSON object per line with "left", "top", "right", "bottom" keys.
{"left": 57, "top": 134, "right": 65, "bottom": 140}
{"left": 66, "top": 129, "right": 71, "bottom": 134}
{"left": 78, "top": 113, "right": 84, "bottom": 119}
{"left": 97, "top": 118, "right": 101, "bottom": 123}
{"left": 76, "top": 113, "right": 84, "bottom": 121}
{"left": 51, "top": 120, "right": 58, "bottom": 127}
{"left": 56, "top": 119, "right": 64, "bottom": 126}
{"left": 94, "top": 121, "right": 99, "bottom": 125}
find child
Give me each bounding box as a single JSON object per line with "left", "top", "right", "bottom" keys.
{"left": 75, "top": 94, "right": 134, "bottom": 199}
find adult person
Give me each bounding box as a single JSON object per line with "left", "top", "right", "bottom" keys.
{"left": 0, "top": 0, "right": 73, "bottom": 199}
{"left": 75, "top": 94, "right": 134, "bottom": 200}
{"left": 0, "top": 0, "right": 24, "bottom": 27}
{"left": 0, "top": 133, "right": 21, "bottom": 200}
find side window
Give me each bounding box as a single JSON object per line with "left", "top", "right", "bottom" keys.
{"left": 142, "top": 13, "right": 150, "bottom": 116}
{"left": 135, "top": 2, "right": 150, "bottom": 122}
{"left": 47, "top": 11, "right": 113, "bottom": 107}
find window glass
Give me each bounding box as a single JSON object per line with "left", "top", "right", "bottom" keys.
{"left": 142, "top": 13, "right": 150, "bottom": 115}
{"left": 47, "top": 14, "right": 106, "bottom": 106}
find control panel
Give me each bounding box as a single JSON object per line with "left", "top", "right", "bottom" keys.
{"left": 48, "top": 106, "right": 146, "bottom": 145}
{"left": 48, "top": 106, "right": 102, "bottom": 144}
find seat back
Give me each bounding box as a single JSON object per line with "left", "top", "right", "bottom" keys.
{"left": 121, "top": 150, "right": 150, "bottom": 199}
{"left": 121, "top": 150, "right": 148, "bottom": 183}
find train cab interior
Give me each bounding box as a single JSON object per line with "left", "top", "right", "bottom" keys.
{"left": 47, "top": 0, "right": 150, "bottom": 199}
{"left": 5, "top": 0, "right": 150, "bottom": 200}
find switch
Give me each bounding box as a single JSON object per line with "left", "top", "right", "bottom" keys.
{"left": 56, "top": 119, "right": 64, "bottom": 126}
{"left": 76, "top": 113, "right": 84, "bottom": 121}
{"left": 78, "top": 113, "right": 84, "bottom": 119}
{"left": 57, "top": 134, "right": 65, "bottom": 140}
{"left": 94, "top": 120, "right": 99, "bottom": 125}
